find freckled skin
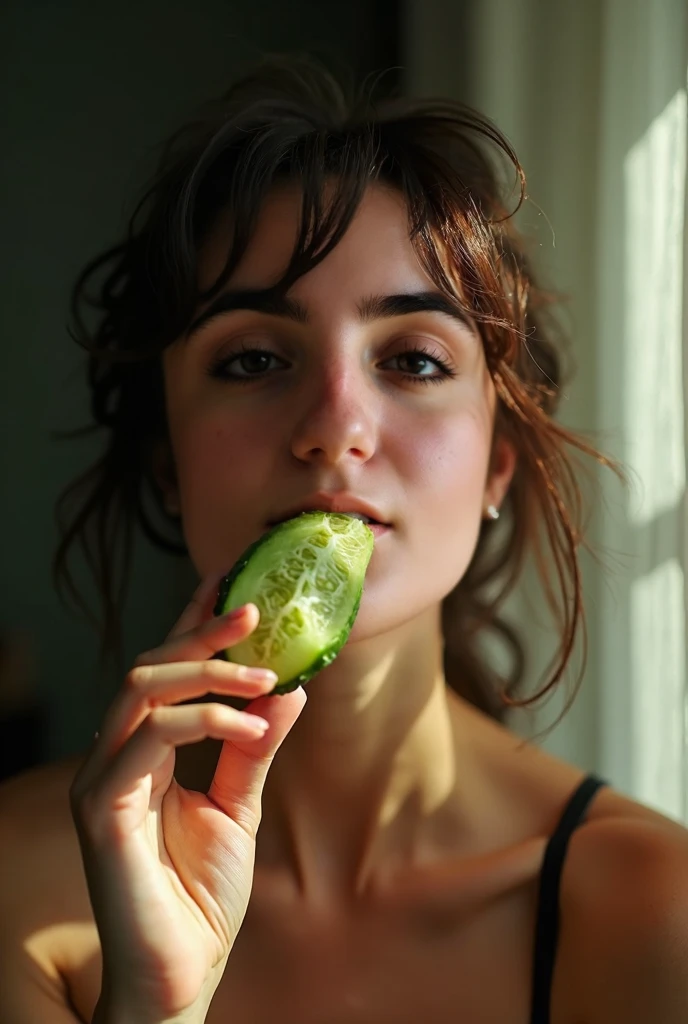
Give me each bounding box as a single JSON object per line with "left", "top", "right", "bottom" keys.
{"left": 162, "top": 184, "right": 513, "bottom": 647}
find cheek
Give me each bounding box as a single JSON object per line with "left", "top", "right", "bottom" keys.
{"left": 395, "top": 408, "right": 492, "bottom": 586}
{"left": 399, "top": 409, "right": 491, "bottom": 509}
{"left": 169, "top": 412, "right": 274, "bottom": 573}
{"left": 349, "top": 409, "right": 493, "bottom": 642}
{"left": 174, "top": 418, "right": 245, "bottom": 493}
{"left": 171, "top": 394, "right": 276, "bottom": 494}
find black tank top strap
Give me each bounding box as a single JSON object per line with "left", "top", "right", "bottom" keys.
{"left": 530, "top": 773, "right": 607, "bottom": 1024}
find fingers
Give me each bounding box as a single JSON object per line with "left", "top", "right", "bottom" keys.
{"left": 138, "top": 604, "right": 260, "bottom": 668}
{"left": 71, "top": 567, "right": 297, "bottom": 836}
{"left": 91, "top": 658, "right": 277, "bottom": 768}
{"left": 77, "top": 574, "right": 265, "bottom": 784}
{"left": 84, "top": 702, "right": 274, "bottom": 835}
{"left": 207, "top": 687, "right": 308, "bottom": 832}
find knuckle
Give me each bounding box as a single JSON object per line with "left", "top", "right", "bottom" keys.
{"left": 68, "top": 764, "right": 95, "bottom": 817}
{"left": 72, "top": 791, "right": 122, "bottom": 846}
{"left": 200, "top": 702, "right": 228, "bottom": 728}
{"left": 69, "top": 781, "right": 98, "bottom": 830}
{"left": 197, "top": 658, "right": 226, "bottom": 681}
{"left": 132, "top": 650, "right": 155, "bottom": 668}
{"left": 141, "top": 705, "right": 165, "bottom": 731}
{"left": 124, "top": 665, "right": 152, "bottom": 691}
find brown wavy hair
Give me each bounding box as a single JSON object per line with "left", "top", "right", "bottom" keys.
{"left": 54, "top": 54, "right": 622, "bottom": 722}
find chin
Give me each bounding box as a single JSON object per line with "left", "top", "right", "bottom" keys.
{"left": 344, "top": 592, "right": 436, "bottom": 648}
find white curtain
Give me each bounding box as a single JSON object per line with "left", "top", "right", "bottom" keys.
{"left": 403, "top": 0, "right": 688, "bottom": 821}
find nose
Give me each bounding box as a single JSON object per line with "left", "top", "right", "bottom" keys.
{"left": 289, "top": 361, "right": 378, "bottom": 467}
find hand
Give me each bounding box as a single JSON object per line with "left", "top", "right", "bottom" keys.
{"left": 70, "top": 571, "right": 307, "bottom": 1024}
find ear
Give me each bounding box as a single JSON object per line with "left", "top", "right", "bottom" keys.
{"left": 150, "top": 436, "right": 181, "bottom": 517}
{"left": 483, "top": 432, "right": 516, "bottom": 515}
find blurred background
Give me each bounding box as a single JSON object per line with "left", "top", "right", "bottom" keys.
{"left": 1, "top": 0, "right": 686, "bottom": 822}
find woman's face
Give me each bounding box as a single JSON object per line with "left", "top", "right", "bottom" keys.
{"left": 162, "top": 184, "right": 514, "bottom": 642}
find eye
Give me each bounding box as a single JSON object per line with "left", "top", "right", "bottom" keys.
{"left": 383, "top": 341, "right": 458, "bottom": 385}
{"left": 206, "top": 343, "right": 286, "bottom": 383}
{"left": 206, "top": 339, "right": 458, "bottom": 386}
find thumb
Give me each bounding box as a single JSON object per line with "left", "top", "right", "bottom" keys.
{"left": 206, "top": 687, "right": 307, "bottom": 830}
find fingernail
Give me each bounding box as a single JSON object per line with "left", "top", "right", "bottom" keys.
{"left": 243, "top": 714, "right": 270, "bottom": 734}
{"left": 240, "top": 667, "right": 278, "bottom": 684}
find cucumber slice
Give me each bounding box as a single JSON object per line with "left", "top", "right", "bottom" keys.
{"left": 214, "top": 512, "right": 374, "bottom": 694}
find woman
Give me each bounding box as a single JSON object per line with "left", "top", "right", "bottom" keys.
{"left": 1, "top": 56, "right": 687, "bottom": 1024}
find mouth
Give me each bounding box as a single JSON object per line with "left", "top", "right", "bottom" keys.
{"left": 363, "top": 521, "right": 391, "bottom": 539}
{"left": 266, "top": 510, "right": 392, "bottom": 539}
{"left": 268, "top": 493, "right": 389, "bottom": 528}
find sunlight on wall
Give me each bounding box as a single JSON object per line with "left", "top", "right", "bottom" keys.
{"left": 622, "top": 86, "right": 687, "bottom": 822}
{"left": 623, "top": 88, "right": 686, "bottom": 526}
{"left": 629, "top": 558, "right": 686, "bottom": 819}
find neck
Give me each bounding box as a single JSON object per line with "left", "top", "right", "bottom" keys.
{"left": 255, "top": 605, "right": 479, "bottom": 904}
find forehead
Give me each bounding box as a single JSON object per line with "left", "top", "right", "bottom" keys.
{"left": 198, "top": 183, "right": 436, "bottom": 296}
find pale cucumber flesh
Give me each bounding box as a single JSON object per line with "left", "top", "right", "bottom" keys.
{"left": 214, "top": 512, "right": 374, "bottom": 693}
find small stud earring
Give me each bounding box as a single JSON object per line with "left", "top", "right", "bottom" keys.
{"left": 486, "top": 504, "right": 500, "bottom": 521}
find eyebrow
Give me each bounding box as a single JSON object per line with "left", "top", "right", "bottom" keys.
{"left": 184, "top": 288, "right": 476, "bottom": 340}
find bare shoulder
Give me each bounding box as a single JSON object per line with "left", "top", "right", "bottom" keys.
{"left": 570, "top": 785, "right": 688, "bottom": 915}
{"left": 0, "top": 750, "right": 94, "bottom": 912}
{"left": 0, "top": 754, "right": 98, "bottom": 1016}
{"left": 560, "top": 787, "right": 688, "bottom": 1022}
{"left": 0, "top": 752, "right": 86, "bottom": 868}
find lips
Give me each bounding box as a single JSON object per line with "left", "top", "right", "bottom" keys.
{"left": 268, "top": 491, "right": 390, "bottom": 528}
{"left": 365, "top": 523, "right": 391, "bottom": 539}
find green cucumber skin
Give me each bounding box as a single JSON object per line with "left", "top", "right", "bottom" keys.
{"left": 213, "top": 514, "right": 369, "bottom": 695}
